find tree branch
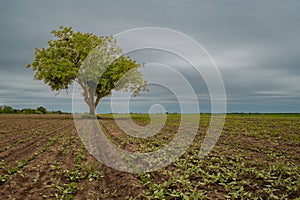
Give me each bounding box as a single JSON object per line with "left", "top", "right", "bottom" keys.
{"left": 94, "top": 95, "right": 101, "bottom": 108}
{"left": 75, "top": 79, "right": 89, "bottom": 103}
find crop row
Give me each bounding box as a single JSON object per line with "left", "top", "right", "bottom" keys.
{"left": 0, "top": 114, "right": 299, "bottom": 199}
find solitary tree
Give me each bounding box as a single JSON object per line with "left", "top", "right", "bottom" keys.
{"left": 27, "top": 26, "right": 146, "bottom": 114}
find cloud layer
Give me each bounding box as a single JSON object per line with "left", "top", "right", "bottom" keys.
{"left": 0, "top": 0, "right": 299, "bottom": 113}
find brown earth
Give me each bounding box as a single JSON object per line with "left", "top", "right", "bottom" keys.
{"left": 0, "top": 115, "right": 144, "bottom": 200}
{"left": 0, "top": 114, "right": 299, "bottom": 199}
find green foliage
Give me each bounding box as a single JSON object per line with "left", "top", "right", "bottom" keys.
{"left": 0, "top": 105, "right": 67, "bottom": 114}
{"left": 21, "top": 108, "right": 39, "bottom": 114}
{"left": 36, "top": 106, "right": 47, "bottom": 114}
{"left": 0, "top": 106, "right": 14, "bottom": 114}
{"left": 27, "top": 26, "right": 100, "bottom": 90}
{"left": 27, "top": 26, "right": 147, "bottom": 114}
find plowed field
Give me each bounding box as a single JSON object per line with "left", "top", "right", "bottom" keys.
{"left": 0, "top": 114, "right": 299, "bottom": 199}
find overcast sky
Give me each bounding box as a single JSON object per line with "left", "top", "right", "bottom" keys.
{"left": 0, "top": 0, "right": 299, "bottom": 113}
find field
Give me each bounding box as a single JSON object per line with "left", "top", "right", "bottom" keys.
{"left": 0, "top": 114, "right": 299, "bottom": 199}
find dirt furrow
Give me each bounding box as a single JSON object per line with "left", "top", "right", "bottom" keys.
{"left": 0, "top": 123, "right": 74, "bottom": 168}
{"left": 0, "top": 120, "right": 68, "bottom": 149}
{"left": 0, "top": 126, "right": 80, "bottom": 199}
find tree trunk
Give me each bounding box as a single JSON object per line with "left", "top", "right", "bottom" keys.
{"left": 87, "top": 88, "right": 96, "bottom": 115}
{"left": 89, "top": 105, "right": 96, "bottom": 115}
{"left": 77, "top": 80, "right": 98, "bottom": 115}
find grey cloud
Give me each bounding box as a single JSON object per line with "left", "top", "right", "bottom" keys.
{"left": 0, "top": 0, "right": 299, "bottom": 112}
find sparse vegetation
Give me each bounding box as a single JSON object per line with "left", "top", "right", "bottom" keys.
{"left": 0, "top": 114, "right": 299, "bottom": 199}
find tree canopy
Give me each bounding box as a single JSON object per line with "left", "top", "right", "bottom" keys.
{"left": 27, "top": 26, "right": 147, "bottom": 114}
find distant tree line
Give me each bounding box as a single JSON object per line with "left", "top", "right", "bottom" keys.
{"left": 0, "top": 105, "right": 67, "bottom": 114}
